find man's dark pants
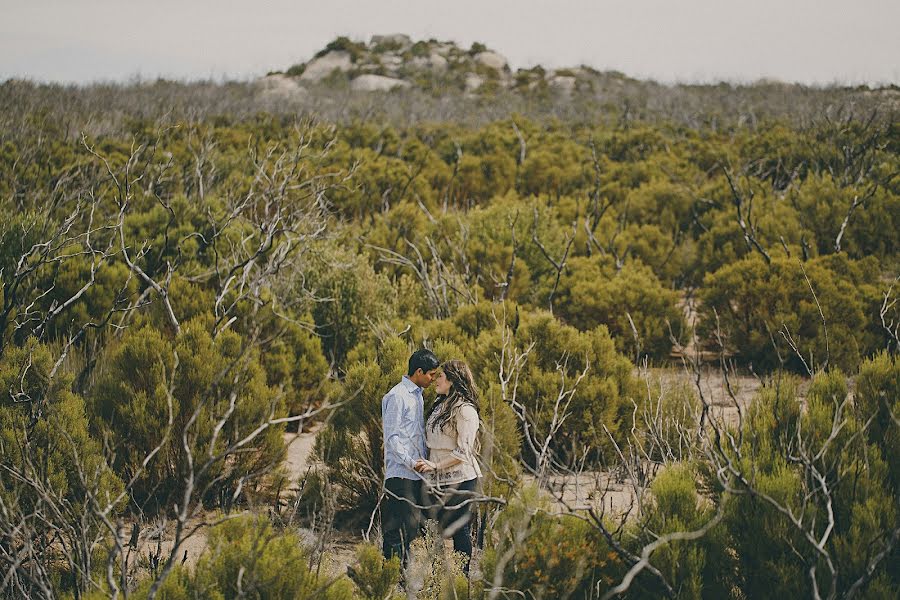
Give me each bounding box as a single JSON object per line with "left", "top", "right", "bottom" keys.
{"left": 382, "top": 477, "right": 423, "bottom": 566}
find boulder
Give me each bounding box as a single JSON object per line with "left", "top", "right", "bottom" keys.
{"left": 433, "top": 43, "right": 455, "bottom": 57}
{"left": 256, "top": 74, "right": 307, "bottom": 98}
{"left": 350, "top": 74, "right": 411, "bottom": 92}
{"left": 549, "top": 75, "right": 577, "bottom": 95}
{"left": 465, "top": 73, "right": 484, "bottom": 91}
{"left": 409, "top": 53, "right": 447, "bottom": 71}
{"left": 299, "top": 51, "right": 353, "bottom": 82}
{"left": 474, "top": 51, "right": 508, "bottom": 71}
{"left": 380, "top": 53, "right": 404, "bottom": 71}
{"left": 409, "top": 52, "right": 447, "bottom": 73}
{"left": 429, "top": 53, "right": 448, "bottom": 71}
{"left": 371, "top": 34, "right": 411, "bottom": 48}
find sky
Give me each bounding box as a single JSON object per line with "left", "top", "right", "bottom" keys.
{"left": 2, "top": 0, "right": 899, "bottom": 86}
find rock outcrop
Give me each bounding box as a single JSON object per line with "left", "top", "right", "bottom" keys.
{"left": 268, "top": 36, "right": 608, "bottom": 97}
{"left": 465, "top": 73, "right": 484, "bottom": 91}
{"left": 257, "top": 74, "right": 307, "bottom": 98}
{"left": 549, "top": 75, "right": 577, "bottom": 95}
{"left": 350, "top": 74, "right": 411, "bottom": 92}
{"left": 299, "top": 51, "right": 353, "bottom": 82}
{"left": 370, "top": 34, "right": 412, "bottom": 48}
{"left": 474, "top": 51, "right": 508, "bottom": 72}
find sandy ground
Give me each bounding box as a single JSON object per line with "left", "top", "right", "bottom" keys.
{"left": 647, "top": 365, "right": 764, "bottom": 428}
{"left": 127, "top": 429, "right": 321, "bottom": 570}
{"left": 138, "top": 366, "right": 787, "bottom": 581}
{"left": 282, "top": 427, "right": 320, "bottom": 487}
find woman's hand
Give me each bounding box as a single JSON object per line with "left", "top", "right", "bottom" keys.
{"left": 414, "top": 459, "right": 436, "bottom": 473}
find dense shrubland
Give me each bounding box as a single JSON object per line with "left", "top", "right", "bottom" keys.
{"left": 0, "top": 59, "right": 897, "bottom": 598}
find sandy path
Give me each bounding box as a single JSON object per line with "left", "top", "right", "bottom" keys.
{"left": 282, "top": 428, "right": 319, "bottom": 487}
{"left": 130, "top": 430, "right": 320, "bottom": 570}
{"left": 645, "top": 366, "right": 765, "bottom": 428}
{"left": 141, "top": 367, "right": 783, "bottom": 576}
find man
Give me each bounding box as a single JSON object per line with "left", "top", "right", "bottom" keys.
{"left": 381, "top": 348, "right": 440, "bottom": 566}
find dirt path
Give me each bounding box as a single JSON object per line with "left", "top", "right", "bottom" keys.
{"left": 647, "top": 366, "right": 763, "bottom": 428}
{"left": 142, "top": 366, "right": 785, "bottom": 575}
{"left": 131, "top": 430, "right": 321, "bottom": 569}
{"left": 283, "top": 428, "right": 319, "bottom": 487}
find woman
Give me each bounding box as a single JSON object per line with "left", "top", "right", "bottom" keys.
{"left": 416, "top": 359, "right": 482, "bottom": 573}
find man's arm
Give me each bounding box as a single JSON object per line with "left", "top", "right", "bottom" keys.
{"left": 383, "top": 392, "right": 417, "bottom": 469}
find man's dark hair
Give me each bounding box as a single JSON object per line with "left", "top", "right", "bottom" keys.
{"left": 408, "top": 348, "right": 440, "bottom": 376}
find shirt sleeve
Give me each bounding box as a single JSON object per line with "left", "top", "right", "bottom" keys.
{"left": 383, "top": 392, "right": 417, "bottom": 469}
{"left": 451, "top": 404, "right": 480, "bottom": 464}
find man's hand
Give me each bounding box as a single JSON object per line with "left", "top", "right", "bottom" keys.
{"left": 414, "top": 459, "right": 436, "bottom": 473}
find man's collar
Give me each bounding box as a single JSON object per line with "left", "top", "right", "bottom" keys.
{"left": 401, "top": 375, "right": 422, "bottom": 393}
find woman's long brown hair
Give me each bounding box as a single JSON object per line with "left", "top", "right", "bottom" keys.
{"left": 428, "top": 359, "right": 480, "bottom": 433}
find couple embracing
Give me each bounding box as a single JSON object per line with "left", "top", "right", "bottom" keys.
{"left": 381, "top": 349, "right": 482, "bottom": 574}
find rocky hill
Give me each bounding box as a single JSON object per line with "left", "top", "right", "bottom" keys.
{"left": 258, "top": 34, "right": 900, "bottom": 109}
{"left": 254, "top": 34, "right": 899, "bottom": 125}
{"left": 260, "top": 34, "right": 635, "bottom": 98}
{"left": 5, "top": 35, "right": 896, "bottom": 132}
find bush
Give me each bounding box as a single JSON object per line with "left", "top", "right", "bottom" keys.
{"left": 316, "top": 36, "right": 367, "bottom": 62}
{"left": 635, "top": 375, "right": 701, "bottom": 462}
{"left": 410, "top": 525, "right": 481, "bottom": 600}
{"left": 251, "top": 304, "right": 331, "bottom": 422}
{"left": 314, "top": 335, "right": 410, "bottom": 520}
{"left": 345, "top": 543, "right": 403, "bottom": 600}
{"left": 0, "top": 340, "right": 123, "bottom": 596}
{"left": 714, "top": 369, "right": 900, "bottom": 598}
{"left": 629, "top": 463, "right": 727, "bottom": 599}
{"left": 306, "top": 241, "right": 396, "bottom": 368}
{"left": 89, "top": 320, "right": 286, "bottom": 513}
{"left": 131, "top": 515, "right": 355, "bottom": 599}
{"left": 555, "top": 257, "right": 688, "bottom": 360}
{"left": 285, "top": 63, "right": 306, "bottom": 77}
{"left": 481, "top": 486, "right": 622, "bottom": 598}
{"left": 468, "top": 307, "right": 641, "bottom": 464}
{"left": 0, "top": 339, "right": 122, "bottom": 508}
{"left": 855, "top": 352, "right": 900, "bottom": 487}
{"left": 698, "top": 255, "right": 881, "bottom": 372}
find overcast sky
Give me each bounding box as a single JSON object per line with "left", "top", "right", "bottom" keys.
{"left": 2, "top": 0, "right": 898, "bottom": 86}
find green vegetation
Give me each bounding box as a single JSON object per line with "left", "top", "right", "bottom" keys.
{"left": 0, "top": 40, "right": 897, "bottom": 598}
{"left": 132, "top": 515, "right": 355, "bottom": 599}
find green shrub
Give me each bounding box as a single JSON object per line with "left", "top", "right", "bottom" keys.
{"left": 555, "top": 257, "right": 688, "bottom": 360}
{"left": 89, "top": 320, "right": 286, "bottom": 513}
{"left": 0, "top": 340, "right": 123, "bottom": 596}
{"left": 635, "top": 375, "right": 700, "bottom": 462}
{"left": 698, "top": 255, "right": 881, "bottom": 372}
{"left": 314, "top": 335, "right": 409, "bottom": 520}
{"left": 316, "top": 36, "right": 367, "bottom": 62}
{"left": 481, "top": 487, "right": 622, "bottom": 598}
{"left": 306, "top": 241, "right": 396, "bottom": 367}
{"left": 855, "top": 352, "right": 900, "bottom": 486}
{"left": 285, "top": 63, "right": 306, "bottom": 77}
{"left": 468, "top": 308, "right": 641, "bottom": 464}
{"left": 629, "top": 463, "right": 728, "bottom": 599}
{"left": 714, "top": 369, "right": 900, "bottom": 598}
{"left": 251, "top": 305, "right": 331, "bottom": 422}
{"left": 0, "top": 339, "right": 122, "bottom": 507}
{"left": 411, "top": 524, "right": 481, "bottom": 600}
{"left": 346, "top": 543, "right": 403, "bottom": 600}
{"left": 131, "top": 515, "right": 354, "bottom": 599}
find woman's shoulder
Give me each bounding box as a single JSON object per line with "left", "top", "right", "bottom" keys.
{"left": 456, "top": 403, "right": 479, "bottom": 421}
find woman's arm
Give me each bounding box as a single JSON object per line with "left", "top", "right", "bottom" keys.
{"left": 430, "top": 454, "right": 463, "bottom": 471}
{"left": 430, "top": 405, "right": 479, "bottom": 471}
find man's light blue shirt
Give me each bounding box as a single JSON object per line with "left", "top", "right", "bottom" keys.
{"left": 382, "top": 376, "right": 427, "bottom": 480}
